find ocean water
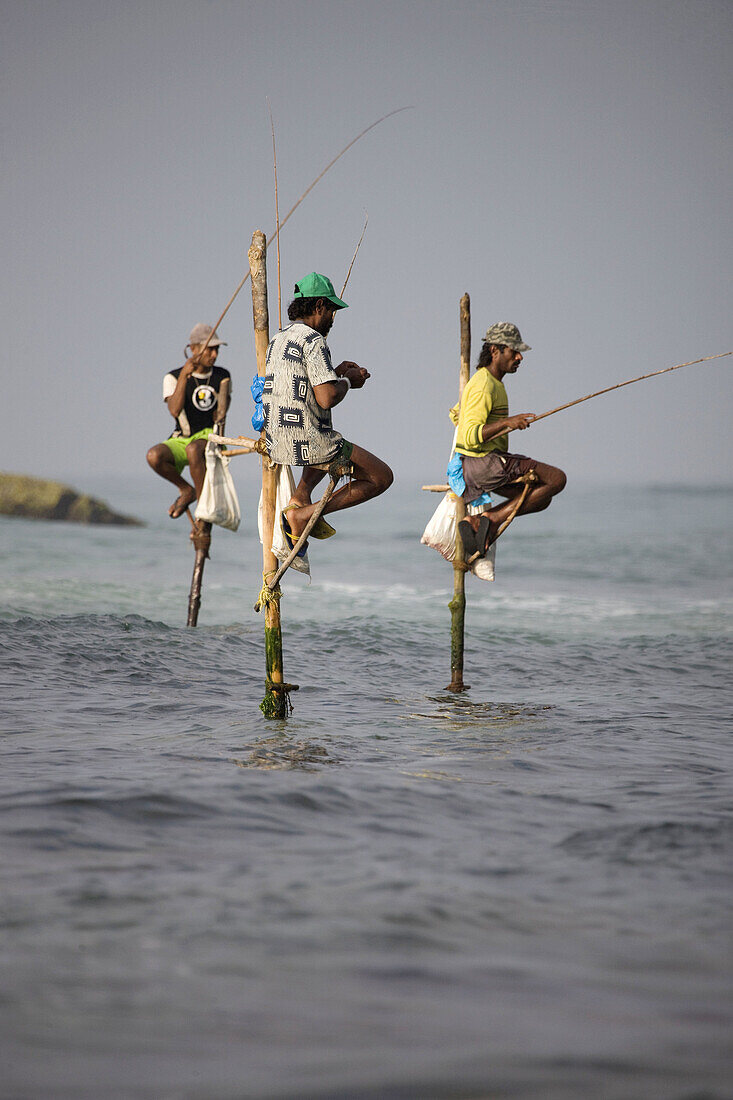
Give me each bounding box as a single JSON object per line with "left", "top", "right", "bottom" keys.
{"left": 1, "top": 478, "right": 731, "bottom": 1100}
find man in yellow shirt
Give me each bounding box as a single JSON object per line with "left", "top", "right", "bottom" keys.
{"left": 453, "top": 322, "right": 566, "bottom": 561}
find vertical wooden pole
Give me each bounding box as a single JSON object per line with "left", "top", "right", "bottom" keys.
{"left": 186, "top": 539, "right": 207, "bottom": 627}
{"left": 248, "top": 230, "right": 288, "bottom": 719}
{"left": 186, "top": 378, "right": 229, "bottom": 628}
{"left": 447, "top": 292, "right": 471, "bottom": 692}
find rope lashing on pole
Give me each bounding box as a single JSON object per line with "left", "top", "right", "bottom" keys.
{"left": 256, "top": 573, "right": 282, "bottom": 612}
{"left": 190, "top": 526, "right": 212, "bottom": 554}
{"left": 254, "top": 474, "right": 340, "bottom": 612}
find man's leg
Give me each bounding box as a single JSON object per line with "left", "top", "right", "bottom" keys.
{"left": 462, "top": 459, "right": 566, "bottom": 549}
{"left": 146, "top": 442, "right": 196, "bottom": 518}
{"left": 489, "top": 460, "right": 566, "bottom": 522}
{"left": 288, "top": 466, "right": 328, "bottom": 509}
{"left": 185, "top": 438, "right": 208, "bottom": 501}
{"left": 285, "top": 444, "right": 393, "bottom": 538}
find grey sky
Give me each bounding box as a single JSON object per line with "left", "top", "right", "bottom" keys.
{"left": 2, "top": 0, "right": 731, "bottom": 490}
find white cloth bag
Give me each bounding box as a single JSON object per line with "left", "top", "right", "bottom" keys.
{"left": 421, "top": 490, "right": 460, "bottom": 562}
{"left": 421, "top": 426, "right": 496, "bottom": 581}
{"left": 195, "top": 440, "right": 241, "bottom": 531}
{"left": 257, "top": 465, "right": 310, "bottom": 577}
{"left": 420, "top": 491, "right": 496, "bottom": 581}
{"left": 469, "top": 536, "right": 496, "bottom": 581}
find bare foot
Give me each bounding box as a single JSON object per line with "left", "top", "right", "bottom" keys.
{"left": 284, "top": 505, "right": 308, "bottom": 540}
{"left": 285, "top": 496, "right": 310, "bottom": 512}
{"left": 169, "top": 485, "right": 196, "bottom": 518}
{"left": 284, "top": 501, "right": 335, "bottom": 541}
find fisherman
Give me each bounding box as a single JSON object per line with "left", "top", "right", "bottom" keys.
{"left": 452, "top": 322, "right": 566, "bottom": 560}
{"left": 146, "top": 323, "right": 232, "bottom": 519}
{"left": 262, "top": 272, "right": 392, "bottom": 549}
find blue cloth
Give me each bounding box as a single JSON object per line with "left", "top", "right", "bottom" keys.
{"left": 250, "top": 375, "right": 265, "bottom": 432}
{"left": 447, "top": 452, "right": 492, "bottom": 507}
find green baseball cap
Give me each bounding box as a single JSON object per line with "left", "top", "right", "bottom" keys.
{"left": 484, "top": 322, "right": 531, "bottom": 351}
{"left": 292, "top": 272, "right": 348, "bottom": 310}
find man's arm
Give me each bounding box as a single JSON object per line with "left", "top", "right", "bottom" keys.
{"left": 165, "top": 359, "right": 198, "bottom": 419}
{"left": 313, "top": 361, "right": 370, "bottom": 410}
{"left": 481, "top": 413, "right": 535, "bottom": 441}
{"left": 214, "top": 375, "right": 232, "bottom": 424}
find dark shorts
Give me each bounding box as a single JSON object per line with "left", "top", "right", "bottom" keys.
{"left": 335, "top": 438, "right": 354, "bottom": 465}
{"left": 461, "top": 451, "right": 536, "bottom": 502}
{"left": 330, "top": 438, "right": 354, "bottom": 479}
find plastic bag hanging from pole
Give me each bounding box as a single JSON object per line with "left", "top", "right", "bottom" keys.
{"left": 421, "top": 432, "right": 495, "bottom": 581}
{"left": 257, "top": 465, "right": 310, "bottom": 578}
{"left": 420, "top": 492, "right": 495, "bottom": 580}
{"left": 195, "top": 440, "right": 241, "bottom": 530}
{"left": 421, "top": 491, "right": 460, "bottom": 561}
{"left": 250, "top": 375, "right": 265, "bottom": 431}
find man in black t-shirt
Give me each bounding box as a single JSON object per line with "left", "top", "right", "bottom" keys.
{"left": 146, "top": 323, "right": 232, "bottom": 518}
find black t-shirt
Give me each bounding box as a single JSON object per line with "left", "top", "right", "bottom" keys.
{"left": 164, "top": 365, "right": 232, "bottom": 436}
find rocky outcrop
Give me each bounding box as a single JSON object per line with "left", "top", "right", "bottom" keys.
{"left": 0, "top": 473, "right": 144, "bottom": 526}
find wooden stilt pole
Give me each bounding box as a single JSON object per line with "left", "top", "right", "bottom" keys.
{"left": 186, "top": 539, "right": 207, "bottom": 627}
{"left": 254, "top": 474, "right": 339, "bottom": 609}
{"left": 186, "top": 377, "right": 230, "bottom": 628}
{"left": 248, "top": 231, "right": 291, "bottom": 718}
{"left": 447, "top": 293, "right": 471, "bottom": 692}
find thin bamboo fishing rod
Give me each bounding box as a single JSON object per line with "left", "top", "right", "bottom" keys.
{"left": 188, "top": 107, "right": 411, "bottom": 364}
{"left": 268, "top": 99, "right": 282, "bottom": 331}
{"left": 340, "top": 213, "right": 369, "bottom": 298}
{"left": 513, "top": 352, "right": 730, "bottom": 432}
{"left": 423, "top": 350, "right": 731, "bottom": 493}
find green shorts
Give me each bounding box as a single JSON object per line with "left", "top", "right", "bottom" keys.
{"left": 163, "top": 428, "right": 212, "bottom": 474}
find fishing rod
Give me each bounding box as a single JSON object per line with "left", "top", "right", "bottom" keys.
{"left": 510, "top": 352, "right": 731, "bottom": 432}
{"left": 271, "top": 100, "right": 367, "bottom": 327}
{"left": 268, "top": 99, "right": 283, "bottom": 332}
{"left": 188, "top": 106, "right": 411, "bottom": 363}
{"left": 340, "top": 213, "right": 369, "bottom": 298}
{"left": 420, "top": 352, "right": 726, "bottom": 495}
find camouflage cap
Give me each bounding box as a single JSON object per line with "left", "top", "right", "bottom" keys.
{"left": 483, "top": 322, "right": 531, "bottom": 352}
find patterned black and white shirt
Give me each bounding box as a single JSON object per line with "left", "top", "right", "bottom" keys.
{"left": 262, "top": 322, "right": 343, "bottom": 466}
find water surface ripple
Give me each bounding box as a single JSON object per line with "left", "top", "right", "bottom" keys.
{"left": 1, "top": 485, "right": 731, "bottom": 1098}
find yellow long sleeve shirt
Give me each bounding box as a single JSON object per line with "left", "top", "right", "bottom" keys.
{"left": 450, "top": 369, "right": 509, "bottom": 456}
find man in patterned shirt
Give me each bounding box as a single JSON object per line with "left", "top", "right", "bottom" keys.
{"left": 262, "top": 272, "right": 392, "bottom": 548}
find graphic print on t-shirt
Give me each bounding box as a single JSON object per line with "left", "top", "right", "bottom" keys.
{"left": 162, "top": 364, "right": 232, "bottom": 437}
{"left": 192, "top": 383, "right": 216, "bottom": 412}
